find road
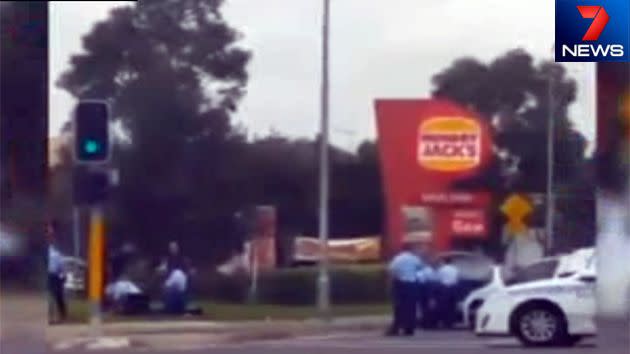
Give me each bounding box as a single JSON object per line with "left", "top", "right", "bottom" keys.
{"left": 58, "top": 329, "right": 626, "bottom": 354}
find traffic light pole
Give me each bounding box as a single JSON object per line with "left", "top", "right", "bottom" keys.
{"left": 88, "top": 202, "right": 105, "bottom": 337}
{"left": 73, "top": 100, "right": 110, "bottom": 337}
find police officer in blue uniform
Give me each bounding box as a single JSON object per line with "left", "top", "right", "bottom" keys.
{"left": 386, "top": 241, "right": 423, "bottom": 336}
{"left": 418, "top": 256, "right": 439, "bottom": 329}
{"left": 436, "top": 257, "right": 460, "bottom": 329}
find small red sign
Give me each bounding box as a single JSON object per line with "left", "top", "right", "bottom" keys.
{"left": 419, "top": 192, "right": 490, "bottom": 206}
{"left": 448, "top": 209, "right": 487, "bottom": 237}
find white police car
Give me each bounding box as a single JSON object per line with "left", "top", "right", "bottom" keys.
{"left": 475, "top": 248, "right": 595, "bottom": 347}
{"left": 462, "top": 254, "right": 577, "bottom": 329}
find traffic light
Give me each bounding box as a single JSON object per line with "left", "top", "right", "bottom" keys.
{"left": 74, "top": 100, "right": 110, "bottom": 163}
{"left": 73, "top": 167, "right": 109, "bottom": 205}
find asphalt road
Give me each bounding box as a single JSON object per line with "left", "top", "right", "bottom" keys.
{"left": 58, "top": 329, "right": 627, "bottom": 354}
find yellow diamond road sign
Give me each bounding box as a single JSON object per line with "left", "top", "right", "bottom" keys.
{"left": 501, "top": 194, "right": 533, "bottom": 235}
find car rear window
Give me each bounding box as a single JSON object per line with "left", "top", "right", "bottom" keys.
{"left": 504, "top": 259, "right": 559, "bottom": 286}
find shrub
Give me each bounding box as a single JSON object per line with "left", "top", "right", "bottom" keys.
{"left": 193, "top": 264, "right": 390, "bottom": 305}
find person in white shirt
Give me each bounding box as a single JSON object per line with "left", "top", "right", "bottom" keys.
{"left": 47, "top": 221, "right": 67, "bottom": 322}
{"left": 162, "top": 265, "right": 188, "bottom": 314}
{"left": 436, "top": 258, "right": 460, "bottom": 328}
{"left": 106, "top": 277, "right": 142, "bottom": 304}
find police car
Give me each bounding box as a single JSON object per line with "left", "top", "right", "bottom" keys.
{"left": 475, "top": 248, "right": 595, "bottom": 347}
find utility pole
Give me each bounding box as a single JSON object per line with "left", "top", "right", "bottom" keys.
{"left": 317, "top": 0, "right": 331, "bottom": 318}
{"left": 545, "top": 69, "right": 555, "bottom": 255}
{"left": 73, "top": 206, "right": 80, "bottom": 258}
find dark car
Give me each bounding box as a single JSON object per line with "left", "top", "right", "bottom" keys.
{"left": 435, "top": 251, "right": 495, "bottom": 323}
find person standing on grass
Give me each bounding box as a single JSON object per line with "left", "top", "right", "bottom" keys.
{"left": 386, "top": 241, "right": 423, "bottom": 336}
{"left": 47, "top": 220, "right": 67, "bottom": 323}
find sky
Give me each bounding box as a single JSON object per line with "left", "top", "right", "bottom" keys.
{"left": 49, "top": 0, "right": 596, "bottom": 152}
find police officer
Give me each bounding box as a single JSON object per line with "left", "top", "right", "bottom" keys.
{"left": 418, "top": 256, "right": 439, "bottom": 329}
{"left": 47, "top": 221, "right": 67, "bottom": 323}
{"left": 386, "top": 241, "right": 423, "bottom": 336}
{"left": 436, "top": 257, "right": 459, "bottom": 329}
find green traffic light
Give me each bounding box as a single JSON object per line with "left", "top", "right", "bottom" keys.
{"left": 84, "top": 140, "right": 100, "bottom": 154}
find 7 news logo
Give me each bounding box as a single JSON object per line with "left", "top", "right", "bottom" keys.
{"left": 555, "top": 0, "right": 630, "bottom": 62}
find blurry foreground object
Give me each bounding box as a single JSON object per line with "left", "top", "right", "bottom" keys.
{"left": 0, "top": 224, "right": 24, "bottom": 258}
{"left": 595, "top": 62, "right": 630, "bottom": 318}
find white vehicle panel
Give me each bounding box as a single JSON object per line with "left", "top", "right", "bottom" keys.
{"left": 476, "top": 249, "right": 597, "bottom": 341}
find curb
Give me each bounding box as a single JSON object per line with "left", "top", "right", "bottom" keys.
{"left": 49, "top": 317, "right": 389, "bottom": 337}
{"left": 49, "top": 319, "right": 389, "bottom": 350}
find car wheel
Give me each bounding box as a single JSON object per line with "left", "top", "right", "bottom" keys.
{"left": 514, "top": 304, "right": 569, "bottom": 347}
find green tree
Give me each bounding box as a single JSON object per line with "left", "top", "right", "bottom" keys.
{"left": 432, "top": 48, "right": 587, "bottom": 192}
{"left": 431, "top": 48, "right": 594, "bottom": 252}
{"left": 57, "top": 0, "right": 251, "bottom": 261}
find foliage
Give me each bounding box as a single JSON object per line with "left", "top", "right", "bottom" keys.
{"left": 432, "top": 48, "right": 588, "bottom": 192}
{"left": 55, "top": 1, "right": 383, "bottom": 264}
{"left": 432, "top": 48, "right": 595, "bottom": 252}
{"left": 194, "top": 265, "right": 389, "bottom": 305}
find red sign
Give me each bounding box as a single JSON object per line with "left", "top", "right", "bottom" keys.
{"left": 448, "top": 209, "right": 487, "bottom": 237}
{"left": 249, "top": 206, "right": 277, "bottom": 270}
{"left": 374, "top": 99, "right": 493, "bottom": 254}
{"left": 419, "top": 192, "right": 490, "bottom": 206}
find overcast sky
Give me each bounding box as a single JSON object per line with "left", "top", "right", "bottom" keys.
{"left": 50, "top": 0, "right": 596, "bottom": 151}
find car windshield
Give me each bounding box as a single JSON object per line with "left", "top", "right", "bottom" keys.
{"left": 444, "top": 253, "right": 494, "bottom": 282}
{"left": 503, "top": 259, "right": 560, "bottom": 286}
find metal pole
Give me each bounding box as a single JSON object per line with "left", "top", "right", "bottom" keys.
{"left": 88, "top": 206, "right": 105, "bottom": 338}
{"left": 545, "top": 72, "right": 555, "bottom": 255}
{"left": 317, "top": 0, "right": 331, "bottom": 317}
{"left": 249, "top": 241, "right": 259, "bottom": 304}
{"left": 73, "top": 206, "right": 80, "bottom": 258}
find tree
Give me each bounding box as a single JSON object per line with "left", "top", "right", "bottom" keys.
{"left": 432, "top": 48, "right": 594, "bottom": 252}
{"left": 57, "top": 0, "right": 251, "bottom": 261}
{"left": 432, "top": 49, "right": 587, "bottom": 192}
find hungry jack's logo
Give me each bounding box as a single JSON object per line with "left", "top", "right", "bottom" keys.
{"left": 417, "top": 117, "right": 481, "bottom": 172}
{"left": 555, "top": 0, "right": 629, "bottom": 62}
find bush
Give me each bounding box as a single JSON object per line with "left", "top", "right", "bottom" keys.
{"left": 193, "top": 264, "right": 390, "bottom": 305}
{"left": 192, "top": 271, "right": 250, "bottom": 303}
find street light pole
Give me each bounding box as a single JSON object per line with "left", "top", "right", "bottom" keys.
{"left": 317, "top": 0, "right": 331, "bottom": 317}
{"left": 545, "top": 69, "right": 555, "bottom": 255}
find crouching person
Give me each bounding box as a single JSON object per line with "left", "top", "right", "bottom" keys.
{"left": 162, "top": 265, "right": 188, "bottom": 315}
{"left": 105, "top": 275, "right": 147, "bottom": 315}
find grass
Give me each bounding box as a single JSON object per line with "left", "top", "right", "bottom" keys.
{"left": 64, "top": 296, "right": 389, "bottom": 323}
